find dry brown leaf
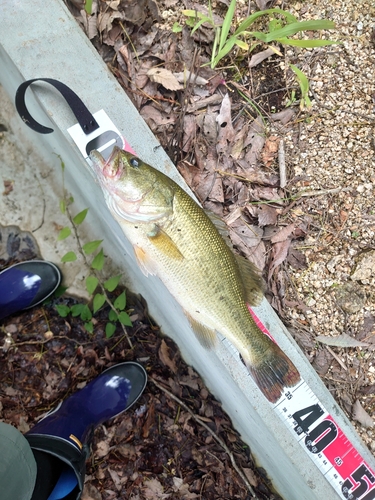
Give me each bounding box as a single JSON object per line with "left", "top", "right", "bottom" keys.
{"left": 312, "top": 349, "right": 333, "bottom": 376}
{"left": 255, "top": 0, "right": 275, "bottom": 10}
{"left": 82, "top": 483, "right": 102, "bottom": 500}
{"left": 270, "top": 223, "right": 296, "bottom": 243}
{"left": 143, "top": 478, "right": 170, "bottom": 499}
{"left": 268, "top": 239, "right": 291, "bottom": 280}
{"left": 270, "top": 108, "right": 295, "bottom": 125}
{"left": 147, "top": 67, "right": 183, "bottom": 91}
{"left": 254, "top": 205, "right": 278, "bottom": 226}
{"left": 174, "top": 71, "right": 208, "bottom": 85}
{"left": 262, "top": 135, "right": 280, "bottom": 167}
{"left": 352, "top": 400, "right": 374, "bottom": 428}
{"left": 159, "top": 339, "right": 178, "bottom": 373}
{"left": 95, "top": 440, "right": 110, "bottom": 458}
{"left": 249, "top": 47, "right": 275, "bottom": 68}
{"left": 243, "top": 468, "right": 258, "bottom": 487}
{"left": 315, "top": 333, "right": 369, "bottom": 348}
{"left": 229, "top": 219, "right": 263, "bottom": 248}
{"left": 140, "top": 105, "right": 176, "bottom": 127}
{"left": 244, "top": 117, "right": 266, "bottom": 167}
{"left": 216, "top": 93, "right": 235, "bottom": 153}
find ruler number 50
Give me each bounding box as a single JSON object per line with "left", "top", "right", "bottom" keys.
{"left": 292, "top": 404, "right": 338, "bottom": 454}
{"left": 342, "top": 464, "right": 375, "bottom": 500}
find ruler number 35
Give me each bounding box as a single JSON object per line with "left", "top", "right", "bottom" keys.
{"left": 292, "top": 404, "right": 375, "bottom": 499}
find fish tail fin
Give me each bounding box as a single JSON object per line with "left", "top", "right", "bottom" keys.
{"left": 246, "top": 345, "right": 301, "bottom": 403}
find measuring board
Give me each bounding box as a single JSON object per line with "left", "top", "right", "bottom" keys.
{"left": 249, "top": 307, "right": 375, "bottom": 500}
{"left": 66, "top": 111, "right": 375, "bottom": 500}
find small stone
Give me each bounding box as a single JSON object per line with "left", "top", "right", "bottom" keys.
{"left": 351, "top": 250, "right": 375, "bottom": 280}
{"left": 334, "top": 282, "right": 365, "bottom": 314}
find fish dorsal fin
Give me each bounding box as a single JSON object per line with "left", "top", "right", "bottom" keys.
{"left": 147, "top": 225, "right": 184, "bottom": 260}
{"left": 184, "top": 310, "right": 217, "bottom": 349}
{"left": 205, "top": 210, "right": 232, "bottom": 247}
{"left": 133, "top": 245, "right": 157, "bottom": 277}
{"left": 235, "top": 255, "right": 264, "bottom": 306}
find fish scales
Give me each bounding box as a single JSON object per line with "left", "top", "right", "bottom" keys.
{"left": 90, "top": 147, "right": 300, "bottom": 402}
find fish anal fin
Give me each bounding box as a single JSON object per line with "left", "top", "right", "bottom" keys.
{"left": 133, "top": 245, "right": 157, "bottom": 277}
{"left": 184, "top": 311, "right": 217, "bottom": 349}
{"left": 235, "top": 255, "right": 264, "bottom": 306}
{"left": 246, "top": 344, "right": 301, "bottom": 403}
{"left": 147, "top": 225, "right": 184, "bottom": 260}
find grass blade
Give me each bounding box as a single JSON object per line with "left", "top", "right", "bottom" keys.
{"left": 263, "top": 20, "right": 336, "bottom": 43}
{"left": 234, "top": 8, "right": 297, "bottom": 36}
{"left": 219, "top": 0, "right": 237, "bottom": 52}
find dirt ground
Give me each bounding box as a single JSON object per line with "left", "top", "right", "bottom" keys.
{"left": 1, "top": 0, "right": 375, "bottom": 499}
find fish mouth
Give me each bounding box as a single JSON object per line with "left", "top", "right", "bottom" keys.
{"left": 90, "top": 146, "right": 123, "bottom": 180}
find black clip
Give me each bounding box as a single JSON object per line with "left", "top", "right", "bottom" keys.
{"left": 15, "top": 78, "right": 100, "bottom": 135}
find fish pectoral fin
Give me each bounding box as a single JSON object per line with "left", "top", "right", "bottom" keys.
{"left": 184, "top": 311, "right": 217, "bottom": 349}
{"left": 235, "top": 255, "right": 264, "bottom": 306}
{"left": 147, "top": 225, "right": 184, "bottom": 260}
{"left": 133, "top": 245, "right": 157, "bottom": 277}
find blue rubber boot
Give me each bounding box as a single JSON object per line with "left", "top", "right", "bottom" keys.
{"left": 0, "top": 260, "right": 61, "bottom": 320}
{"left": 26, "top": 362, "right": 147, "bottom": 500}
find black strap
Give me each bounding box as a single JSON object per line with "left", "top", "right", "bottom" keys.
{"left": 15, "top": 78, "right": 99, "bottom": 135}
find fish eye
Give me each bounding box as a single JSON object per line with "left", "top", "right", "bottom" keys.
{"left": 130, "top": 157, "right": 140, "bottom": 168}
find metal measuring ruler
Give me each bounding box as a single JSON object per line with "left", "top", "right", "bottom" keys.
{"left": 249, "top": 307, "right": 375, "bottom": 500}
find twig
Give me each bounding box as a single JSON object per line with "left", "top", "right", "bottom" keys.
{"left": 278, "top": 139, "right": 286, "bottom": 188}
{"left": 297, "top": 186, "right": 352, "bottom": 198}
{"left": 325, "top": 346, "right": 348, "bottom": 371}
{"left": 150, "top": 376, "right": 259, "bottom": 499}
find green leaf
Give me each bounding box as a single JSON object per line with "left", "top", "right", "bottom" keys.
{"left": 73, "top": 208, "right": 89, "bottom": 225}
{"left": 84, "top": 0, "right": 92, "bottom": 15}
{"left": 61, "top": 251, "right": 77, "bottom": 262}
{"left": 55, "top": 305, "right": 70, "bottom": 317}
{"left": 91, "top": 249, "right": 105, "bottom": 271}
{"left": 106, "top": 322, "right": 116, "bottom": 338}
{"left": 212, "top": 37, "right": 236, "bottom": 68}
{"left": 191, "top": 16, "right": 211, "bottom": 34}
{"left": 118, "top": 311, "right": 133, "bottom": 326}
{"left": 276, "top": 38, "right": 339, "bottom": 47}
{"left": 261, "top": 20, "right": 336, "bottom": 44}
{"left": 234, "top": 8, "right": 297, "bottom": 37}
{"left": 289, "top": 64, "right": 312, "bottom": 110}
{"left": 234, "top": 39, "right": 249, "bottom": 50}
{"left": 93, "top": 293, "right": 106, "bottom": 314}
{"left": 114, "top": 291, "right": 126, "bottom": 311}
{"left": 109, "top": 309, "right": 118, "bottom": 322}
{"left": 80, "top": 304, "right": 92, "bottom": 321}
{"left": 172, "top": 22, "right": 183, "bottom": 33}
{"left": 103, "top": 275, "right": 121, "bottom": 292}
{"left": 57, "top": 226, "right": 71, "bottom": 241}
{"left": 219, "top": 0, "right": 236, "bottom": 52}
{"left": 53, "top": 285, "right": 68, "bottom": 298}
{"left": 71, "top": 304, "right": 85, "bottom": 317}
{"left": 84, "top": 321, "right": 94, "bottom": 333}
{"left": 60, "top": 199, "right": 66, "bottom": 214}
{"left": 86, "top": 276, "right": 99, "bottom": 295}
{"left": 82, "top": 240, "right": 103, "bottom": 255}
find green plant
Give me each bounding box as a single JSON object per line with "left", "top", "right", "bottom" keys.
{"left": 55, "top": 159, "right": 133, "bottom": 344}
{"left": 289, "top": 64, "right": 311, "bottom": 110}
{"left": 183, "top": 3, "right": 337, "bottom": 69}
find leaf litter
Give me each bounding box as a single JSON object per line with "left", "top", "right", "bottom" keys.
{"left": 3, "top": 0, "right": 375, "bottom": 496}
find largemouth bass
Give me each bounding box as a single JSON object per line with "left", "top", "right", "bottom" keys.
{"left": 90, "top": 147, "right": 300, "bottom": 403}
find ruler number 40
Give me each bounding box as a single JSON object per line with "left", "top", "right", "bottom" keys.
{"left": 292, "top": 404, "right": 337, "bottom": 453}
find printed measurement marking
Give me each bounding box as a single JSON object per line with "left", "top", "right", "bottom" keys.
{"left": 249, "top": 307, "right": 375, "bottom": 500}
